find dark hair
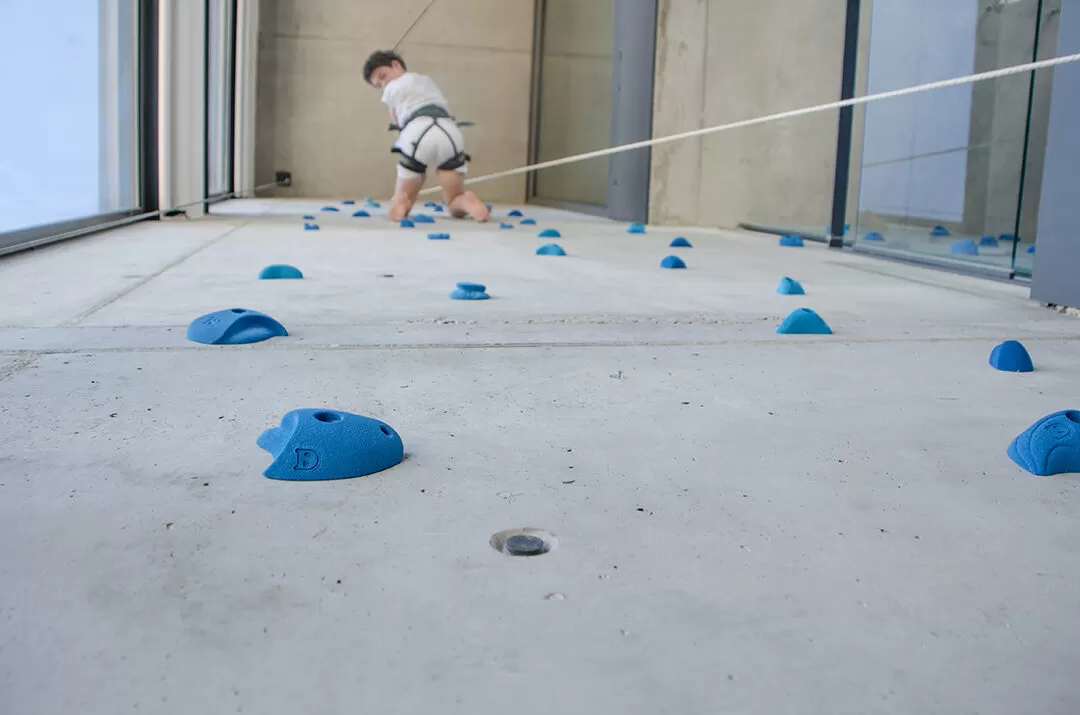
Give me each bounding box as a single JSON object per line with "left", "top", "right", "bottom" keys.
{"left": 363, "top": 50, "right": 406, "bottom": 84}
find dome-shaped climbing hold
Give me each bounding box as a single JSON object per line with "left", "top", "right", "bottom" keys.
{"left": 321, "top": 206, "right": 340, "bottom": 212}
{"left": 776, "top": 277, "right": 805, "bottom": 295}
{"left": 779, "top": 234, "right": 804, "bottom": 247}
{"left": 950, "top": 239, "right": 979, "bottom": 256}
{"left": 257, "top": 409, "right": 404, "bottom": 481}
{"left": 450, "top": 282, "right": 489, "bottom": 300}
{"left": 661, "top": 255, "right": 686, "bottom": 269}
{"left": 432, "top": 205, "right": 444, "bottom": 213}
{"left": 352, "top": 210, "right": 370, "bottom": 218}
{"left": 508, "top": 209, "right": 524, "bottom": 217}
{"left": 538, "top": 228, "right": 561, "bottom": 238}
{"left": 628, "top": 222, "right": 646, "bottom": 234}
{"left": 400, "top": 219, "right": 415, "bottom": 228}
{"left": 863, "top": 232, "right": 884, "bottom": 241}
{"left": 258, "top": 264, "right": 304, "bottom": 280}
{"left": 536, "top": 243, "right": 566, "bottom": 256}
{"left": 520, "top": 218, "right": 537, "bottom": 225}
{"left": 930, "top": 225, "right": 950, "bottom": 237}
{"left": 670, "top": 237, "right": 692, "bottom": 248}
{"left": 989, "top": 340, "right": 1034, "bottom": 373}
{"left": 412, "top": 214, "right": 435, "bottom": 224}
{"left": 186, "top": 308, "right": 288, "bottom": 345}
{"left": 777, "top": 308, "right": 832, "bottom": 335}
{"left": 428, "top": 233, "right": 450, "bottom": 240}
{"left": 499, "top": 222, "right": 514, "bottom": 229}
{"left": 303, "top": 223, "right": 320, "bottom": 231}
{"left": 1007, "top": 410, "right": 1080, "bottom": 476}
{"left": 979, "top": 235, "right": 999, "bottom": 247}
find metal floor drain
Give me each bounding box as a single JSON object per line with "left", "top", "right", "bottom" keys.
{"left": 490, "top": 528, "right": 557, "bottom": 557}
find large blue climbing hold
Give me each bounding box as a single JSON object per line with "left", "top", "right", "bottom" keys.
{"left": 508, "top": 209, "right": 524, "bottom": 217}
{"left": 950, "top": 239, "right": 979, "bottom": 256}
{"left": 930, "top": 225, "right": 950, "bottom": 237}
{"left": 863, "top": 232, "right": 885, "bottom": 241}
{"left": 777, "top": 308, "right": 832, "bottom": 335}
{"left": 989, "top": 340, "right": 1034, "bottom": 373}
{"left": 499, "top": 222, "right": 514, "bottom": 230}
{"left": 1007, "top": 410, "right": 1080, "bottom": 476}
{"left": 412, "top": 214, "right": 436, "bottom": 224}
{"left": 352, "top": 210, "right": 370, "bottom": 218}
{"left": 520, "top": 218, "right": 537, "bottom": 225}
{"left": 536, "top": 243, "right": 566, "bottom": 256}
{"left": 450, "top": 282, "right": 489, "bottom": 300}
{"left": 342, "top": 200, "right": 355, "bottom": 205}
{"left": 187, "top": 309, "right": 288, "bottom": 345}
{"left": 776, "top": 277, "right": 805, "bottom": 295}
{"left": 304, "top": 223, "right": 320, "bottom": 231}
{"left": 538, "top": 228, "right": 561, "bottom": 238}
{"left": 628, "top": 222, "right": 646, "bottom": 234}
{"left": 779, "top": 234, "right": 804, "bottom": 247}
{"left": 400, "top": 219, "right": 415, "bottom": 228}
{"left": 258, "top": 264, "right": 304, "bottom": 280}
{"left": 428, "top": 233, "right": 450, "bottom": 240}
{"left": 670, "top": 237, "right": 693, "bottom": 248}
{"left": 321, "top": 206, "right": 340, "bottom": 212}
{"left": 660, "top": 255, "right": 687, "bottom": 269}
{"left": 257, "top": 409, "right": 404, "bottom": 481}
{"left": 979, "top": 235, "right": 999, "bottom": 247}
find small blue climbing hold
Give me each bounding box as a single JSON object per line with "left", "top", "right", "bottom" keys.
{"left": 779, "top": 235, "right": 804, "bottom": 247}
{"left": 303, "top": 223, "right": 320, "bottom": 231}
{"left": 628, "top": 222, "right": 646, "bottom": 234}
{"left": 321, "top": 206, "right": 340, "bottom": 212}
{"left": 342, "top": 200, "right": 355, "bottom": 205}
{"left": 989, "top": 340, "right": 1034, "bottom": 373}
{"left": 412, "top": 214, "right": 436, "bottom": 224}
{"left": 661, "top": 255, "right": 687, "bottom": 269}
{"left": 508, "top": 209, "right": 524, "bottom": 217}
{"left": 777, "top": 308, "right": 832, "bottom": 335}
{"left": 979, "top": 235, "right": 999, "bottom": 247}
{"left": 432, "top": 205, "right": 444, "bottom": 213}
{"left": 520, "top": 218, "right": 537, "bottom": 225}
{"left": 499, "top": 222, "right": 514, "bottom": 230}
{"left": 950, "top": 239, "right": 979, "bottom": 256}
{"left": 536, "top": 243, "right": 566, "bottom": 256}
{"left": 424, "top": 201, "right": 439, "bottom": 208}
{"left": 1000, "top": 233, "right": 1018, "bottom": 242}
{"left": 186, "top": 309, "right": 288, "bottom": 345}
{"left": 1007, "top": 410, "right": 1080, "bottom": 476}
{"left": 450, "top": 282, "right": 489, "bottom": 300}
{"left": 1027, "top": 245, "right": 1036, "bottom": 254}
{"left": 863, "top": 232, "right": 885, "bottom": 241}
{"left": 257, "top": 409, "right": 404, "bottom": 481}
{"left": 776, "top": 277, "right": 805, "bottom": 295}
{"left": 302, "top": 215, "right": 315, "bottom": 220}
{"left": 538, "top": 228, "right": 561, "bottom": 238}
{"left": 428, "top": 233, "right": 450, "bottom": 240}
{"left": 670, "top": 237, "right": 693, "bottom": 248}
{"left": 258, "top": 264, "right": 304, "bottom": 280}
{"left": 400, "top": 219, "right": 415, "bottom": 228}
{"left": 352, "top": 210, "right": 370, "bottom": 218}
{"left": 930, "top": 225, "right": 950, "bottom": 237}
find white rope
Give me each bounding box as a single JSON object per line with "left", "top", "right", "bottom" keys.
{"left": 420, "top": 52, "right": 1080, "bottom": 195}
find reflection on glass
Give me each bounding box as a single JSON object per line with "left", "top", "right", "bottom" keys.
{"left": 207, "top": 0, "right": 234, "bottom": 197}
{"left": 0, "top": 0, "right": 140, "bottom": 235}
{"left": 533, "top": 0, "right": 615, "bottom": 206}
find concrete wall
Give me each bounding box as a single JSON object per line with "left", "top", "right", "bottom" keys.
{"left": 255, "top": 0, "right": 533, "bottom": 202}
{"left": 650, "top": 0, "right": 870, "bottom": 230}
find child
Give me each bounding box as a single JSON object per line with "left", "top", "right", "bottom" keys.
{"left": 362, "top": 50, "right": 491, "bottom": 223}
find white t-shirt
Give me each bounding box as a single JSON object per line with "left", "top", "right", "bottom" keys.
{"left": 381, "top": 72, "right": 451, "bottom": 124}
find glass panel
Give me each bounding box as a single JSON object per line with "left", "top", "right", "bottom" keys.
{"left": 855, "top": 0, "right": 1040, "bottom": 271}
{"left": 533, "top": 0, "right": 615, "bottom": 206}
{"left": 207, "top": 0, "right": 234, "bottom": 197}
{"left": 0, "top": 0, "right": 140, "bottom": 235}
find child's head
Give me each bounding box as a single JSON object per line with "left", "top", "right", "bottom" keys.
{"left": 363, "top": 50, "right": 406, "bottom": 88}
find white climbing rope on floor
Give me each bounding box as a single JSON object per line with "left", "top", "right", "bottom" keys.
{"left": 420, "top": 52, "right": 1080, "bottom": 196}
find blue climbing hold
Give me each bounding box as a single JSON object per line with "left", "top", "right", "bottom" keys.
{"left": 303, "top": 223, "right": 320, "bottom": 231}
{"left": 186, "top": 308, "right": 288, "bottom": 345}
{"left": 432, "top": 205, "right": 444, "bottom": 213}
{"left": 499, "top": 222, "right": 514, "bottom": 230}
{"left": 302, "top": 215, "right": 315, "bottom": 220}
{"left": 258, "top": 264, "right": 304, "bottom": 280}
{"left": 989, "top": 340, "right": 1034, "bottom": 373}
{"left": 536, "top": 243, "right": 566, "bottom": 256}
{"left": 660, "top": 255, "right": 687, "bottom": 269}
{"left": 366, "top": 200, "right": 381, "bottom": 208}
{"left": 450, "top": 282, "right": 489, "bottom": 300}
{"left": 779, "top": 235, "right": 804, "bottom": 247}
{"left": 950, "top": 239, "right": 979, "bottom": 256}
{"left": 538, "top": 228, "right": 561, "bottom": 238}
{"left": 979, "top": 235, "right": 999, "bottom": 247}
{"left": 628, "top": 222, "right": 646, "bottom": 234}
{"left": 424, "top": 201, "right": 439, "bottom": 208}
{"left": 400, "top": 219, "right": 415, "bottom": 228}
{"left": 863, "top": 232, "right": 885, "bottom": 241}
{"left": 1000, "top": 233, "right": 1017, "bottom": 242}
{"left": 1027, "top": 245, "right": 1036, "bottom": 254}
{"left": 777, "top": 308, "right": 832, "bottom": 335}
{"left": 520, "top": 218, "right": 537, "bottom": 225}
{"left": 930, "top": 225, "right": 950, "bottom": 237}
{"left": 412, "top": 214, "right": 436, "bottom": 224}
{"left": 826, "top": 223, "right": 851, "bottom": 235}
{"left": 342, "top": 200, "right": 355, "bottom": 205}
{"left": 776, "top": 277, "right": 805, "bottom": 295}
{"left": 1007, "top": 410, "right": 1080, "bottom": 476}
{"left": 352, "top": 210, "right": 370, "bottom": 218}
{"left": 428, "top": 233, "right": 450, "bottom": 240}
{"left": 257, "top": 409, "right": 404, "bottom": 481}
{"left": 670, "top": 237, "right": 693, "bottom": 248}
{"left": 508, "top": 209, "right": 524, "bottom": 217}
{"left": 321, "top": 206, "right": 340, "bottom": 212}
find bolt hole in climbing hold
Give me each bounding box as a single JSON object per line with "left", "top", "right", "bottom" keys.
{"left": 380, "top": 425, "right": 392, "bottom": 436}
{"left": 312, "top": 411, "right": 343, "bottom": 423}
{"left": 490, "top": 528, "right": 557, "bottom": 557}
{"left": 1067, "top": 410, "right": 1080, "bottom": 424}
{"left": 230, "top": 308, "right": 246, "bottom": 313}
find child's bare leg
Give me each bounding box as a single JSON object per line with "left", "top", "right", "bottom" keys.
{"left": 389, "top": 175, "right": 424, "bottom": 221}
{"left": 439, "top": 170, "right": 490, "bottom": 222}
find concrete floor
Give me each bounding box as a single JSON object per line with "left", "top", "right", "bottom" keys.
{"left": 1, "top": 199, "right": 1078, "bottom": 715}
